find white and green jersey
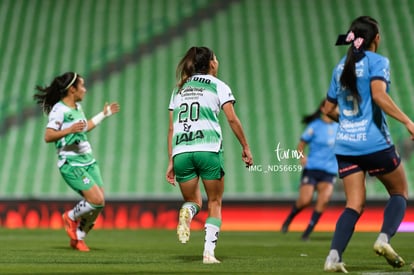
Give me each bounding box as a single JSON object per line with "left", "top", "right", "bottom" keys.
{"left": 168, "top": 74, "right": 235, "bottom": 157}
{"left": 47, "top": 101, "right": 95, "bottom": 167}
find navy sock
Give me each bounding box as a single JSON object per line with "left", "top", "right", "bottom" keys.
{"left": 381, "top": 195, "right": 407, "bottom": 239}
{"left": 330, "top": 208, "right": 360, "bottom": 260}
{"left": 302, "top": 211, "right": 322, "bottom": 238}
{"left": 284, "top": 205, "right": 302, "bottom": 224}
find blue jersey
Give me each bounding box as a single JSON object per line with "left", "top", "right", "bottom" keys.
{"left": 327, "top": 51, "right": 393, "bottom": 155}
{"left": 301, "top": 118, "right": 338, "bottom": 174}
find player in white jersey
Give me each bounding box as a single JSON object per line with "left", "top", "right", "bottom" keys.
{"left": 34, "top": 72, "right": 119, "bottom": 251}
{"left": 166, "top": 46, "right": 253, "bottom": 264}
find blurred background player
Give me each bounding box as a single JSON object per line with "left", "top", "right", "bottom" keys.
{"left": 281, "top": 100, "right": 338, "bottom": 240}
{"left": 166, "top": 46, "right": 253, "bottom": 264}
{"left": 323, "top": 16, "right": 414, "bottom": 272}
{"left": 34, "top": 72, "right": 120, "bottom": 251}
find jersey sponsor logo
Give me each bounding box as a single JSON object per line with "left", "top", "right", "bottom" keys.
{"left": 175, "top": 130, "right": 204, "bottom": 145}
{"left": 192, "top": 76, "right": 211, "bottom": 84}
{"left": 50, "top": 118, "right": 62, "bottom": 127}
{"left": 183, "top": 123, "right": 191, "bottom": 132}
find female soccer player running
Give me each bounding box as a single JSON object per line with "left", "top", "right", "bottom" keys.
{"left": 322, "top": 16, "right": 414, "bottom": 272}
{"left": 166, "top": 46, "right": 253, "bottom": 264}
{"left": 281, "top": 101, "right": 338, "bottom": 241}
{"left": 34, "top": 72, "right": 120, "bottom": 251}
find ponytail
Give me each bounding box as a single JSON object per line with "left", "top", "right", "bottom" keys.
{"left": 302, "top": 100, "right": 324, "bottom": 124}
{"left": 335, "top": 16, "right": 379, "bottom": 102}
{"left": 33, "top": 72, "right": 79, "bottom": 114}
{"left": 176, "top": 46, "right": 214, "bottom": 89}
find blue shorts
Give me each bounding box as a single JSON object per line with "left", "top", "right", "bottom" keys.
{"left": 300, "top": 169, "right": 337, "bottom": 186}
{"left": 336, "top": 145, "right": 401, "bottom": 178}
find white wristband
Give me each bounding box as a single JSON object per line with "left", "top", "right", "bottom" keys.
{"left": 105, "top": 105, "right": 113, "bottom": 117}
{"left": 91, "top": 112, "right": 106, "bottom": 125}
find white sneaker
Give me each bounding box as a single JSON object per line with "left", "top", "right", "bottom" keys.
{"left": 324, "top": 256, "right": 348, "bottom": 273}
{"left": 373, "top": 240, "right": 405, "bottom": 268}
{"left": 203, "top": 251, "right": 221, "bottom": 264}
{"left": 177, "top": 208, "right": 191, "bottom": 244}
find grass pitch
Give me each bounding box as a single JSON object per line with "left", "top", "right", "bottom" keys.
{"left": 0, "top": 229, "right": 413, "bottom": 274}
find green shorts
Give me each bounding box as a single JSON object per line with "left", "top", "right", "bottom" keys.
{"left": 173, "top": 151, "right": 225, "bottom": 183}
{"left": 59, "top": 162, "right": 104, "bottom": 195}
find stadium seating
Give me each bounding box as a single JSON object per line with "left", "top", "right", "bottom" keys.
{"left": 0, "top": 0, "right": 413, "bottom": 200}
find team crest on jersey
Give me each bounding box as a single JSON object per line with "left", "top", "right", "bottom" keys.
{"left": 53, "top": 119, "right": 62, "bottom": 127}
{"left": 82, "top": 176, "right": 91, "bottom": 185}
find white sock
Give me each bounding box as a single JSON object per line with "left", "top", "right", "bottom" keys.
{"left": 69, "top": 200, "right": 99, "bottom": 221}
{"left": 182, "top": 202, "right": 200, "bottom": 219}
{"left": 377, "top": 232, "right": 389, "bottom": 243}
{"left": 76, "top": 228, "right": 86, "bottom": 240}
{"left": 327, "top": 249, "right": 339, "bottom": 262}
{"left": 204, "top": 224, "right": 220, "bottom": 256}
{"left": 78, "top": 206, "right": 102, "bottom": 235}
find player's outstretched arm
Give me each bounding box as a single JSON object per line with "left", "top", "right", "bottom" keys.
{"left": 87, "top": 102, "right": 120, "bottom": 131}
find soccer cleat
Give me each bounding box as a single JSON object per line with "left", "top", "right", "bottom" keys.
{"left": 281, "top": 221, "right": 289, "bottom": 233}
{"left": 177, "top": 208, "right": 191, "bottom": 244}
{"left": 74, "top": 240, "right": 90, "bottom": 252}
{"left": 70, "top": 239, "right": 90, "bottom": 252}
{"left": 203, "top": 251, "right": 220, "bottom": 264}
{"left": 301, "top": 235, "right": 310, "bottom": 242}
{"left": 373, "top": 240, "right": 405, "bottom": 268}
{"left": 70, "top": 239, "right": 77, "bottom": 249}
{"left": 62, "top": 211, "right": 78, "bottom": 240}
{"left": 324, "top": 257, "right": 348, "bottom": 273}
{"left": 410, "top": 262, "right": 414, "bottom": 273}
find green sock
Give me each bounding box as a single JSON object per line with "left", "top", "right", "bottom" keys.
{"left": 182, "top": 202, "right": 200, "bottom": 219}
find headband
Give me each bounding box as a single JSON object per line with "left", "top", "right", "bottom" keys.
{"left": 64, "top": 73, "right": 77, "bottom": 90}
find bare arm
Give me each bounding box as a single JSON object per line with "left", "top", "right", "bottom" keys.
{"left": 297, "top": 139, "right": 307, "bottom": 167}
{"left": 44, "top": 102, "right": 120, "bottom": 143}
{"left": 44, "top": 121, "right": 86, "bottom": 143}
{"left": 166, "top": 111, "right": 176, "bottom": 185}
{"left": 167, "top": 111, "right": 174, "bottom": 161}
{"left": 86, "top": 102, "right": 120, "bottom": 132}
{"left": 371, "top": 80, "right": 414, "bottom": 139}
{"left": 222, "top": 102, "right": 253, "bottom": 167}
{"left": 322, "top": 100, "right": 338, "bottom": 121}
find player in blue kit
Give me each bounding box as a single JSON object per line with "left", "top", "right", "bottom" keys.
{"left": 281, "top": 101, "right": 338, "bottom": 241}
{"left": 322, "top": 16, "right": 414, "bottom": 273}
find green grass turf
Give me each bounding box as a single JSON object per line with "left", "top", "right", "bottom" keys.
{"left": 0, "top": 229, "right": 413, "bottom": 274}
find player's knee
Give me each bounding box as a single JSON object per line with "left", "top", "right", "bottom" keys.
{"left": 88, "top": 196, "right": 105, "bottom": 206}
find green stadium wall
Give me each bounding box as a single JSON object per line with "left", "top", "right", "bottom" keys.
{"left": 1, "top": 0, "right": 414, "bottom": 200}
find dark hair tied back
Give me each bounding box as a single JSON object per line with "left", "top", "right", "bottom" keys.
{"left": 337, "top": 16, "right": 379, "bottom": 102}
{"left": 302, "top": 100, "right": 325, "bottom": 124}
{"left": 193, "top": 47, "right": 213, "bottom": 74}
{"left": 176, "top": 46, "right": 214, "bottom": 89}
{"left": 33, "top": 72, "right": 79, "bottom": 114}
